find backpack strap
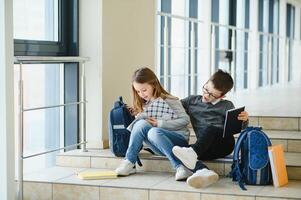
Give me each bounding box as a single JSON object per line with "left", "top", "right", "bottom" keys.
{"left": 232, "top": 128, "right": 249, "bottom": 190}
{"left": 232, "top": 126, "right": 263, "bottom": 190}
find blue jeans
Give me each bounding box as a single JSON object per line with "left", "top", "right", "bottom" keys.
{"left": 125, "top": 119, "right": 188, "bottom": 169}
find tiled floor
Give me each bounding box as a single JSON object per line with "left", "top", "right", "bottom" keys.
{"left": 23, "top": 166, "right": 301, "bottom": 200}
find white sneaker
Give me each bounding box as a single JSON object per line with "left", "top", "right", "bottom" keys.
{"left": 172, "top": 146, "right": 198, "bottom": 170}
{"left": 115, "top": 160, "right": 136, "bottom": 176}
{"left": 187, "top": 168, "right": 219, "bottom": 188}
{"left": 175, "top": 165, "right": 193, "bottom": 181}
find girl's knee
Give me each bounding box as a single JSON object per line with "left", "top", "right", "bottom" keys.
{"left": 132, "top": 119, "right": 150, "bottom": 130}
{"left": 147, "top": 127, "right": 163, "bottom": 141}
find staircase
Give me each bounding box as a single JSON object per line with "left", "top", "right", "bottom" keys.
{"left": 23, "top": 116, "right": 301, "bottom": 200}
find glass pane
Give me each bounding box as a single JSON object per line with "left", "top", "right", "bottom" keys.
{"left": 13, "top": 0, "right": 58, "bottom": 41}
{"left": 235, "top": 30, "right": 249, "bottom": 90}
{"left": 271, "top": 37, "right": 279, "bottom": 84}
{"left": 170, "top": 47, "right": 188, "bottom": 76}
{"left": 158, "top": 0, "right": 201, "bottom": 96}
{"left": 170, "top": 75, "right": 189, "bottom": 99}
{"left": 171, "top": 16, "right": 189, "bottom": 48}
{"left": 14, "top": 64, "right": 64, "bottom": 173}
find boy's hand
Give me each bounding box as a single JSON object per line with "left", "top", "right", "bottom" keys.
{"left": 146, "top": 117, "right": 158, "bottom": 127}
{"left": 238, "top": 111, "right": 249, "bottom": 122}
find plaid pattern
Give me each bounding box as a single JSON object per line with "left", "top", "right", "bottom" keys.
{"left": 127, "top": 97, "right": 178, "bottom": 131}
{"left": 142, "top": 97, "right": 177, "bottom": 120}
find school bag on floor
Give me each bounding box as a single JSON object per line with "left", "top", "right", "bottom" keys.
{"left": 230, "top": 126, "right": 272, "bottom": 190}
{"left": 108, "top": 96, "right": 135, "bottom": 157}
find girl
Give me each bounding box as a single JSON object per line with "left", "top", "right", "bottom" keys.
{"left": 115, "top": 67, "right": 191, "bottom": 181}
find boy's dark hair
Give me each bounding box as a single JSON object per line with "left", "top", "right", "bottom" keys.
{"left": 209, "top": 69, "right": 233, "bottom": 95}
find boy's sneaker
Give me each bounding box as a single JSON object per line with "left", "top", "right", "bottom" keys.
{"left": 187, "top": 168, "right": 219, "bottom": 188}
{"left": 115, "top": 160, "right": 136, "bottom": 176}
{"left": 175, "top": 165, "right": 193, "bottom": 181}
{"left": 172, "top": 146, "right": 198, "bottom": 170}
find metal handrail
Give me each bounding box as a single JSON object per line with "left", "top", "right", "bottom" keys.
{"left": 23, "top": 142, "right": 87, "bottom": 159}
{"left": 157, "top": 11, "right": 205, "bottom": 24}
{"left": 157, "top": 11, "right": 300, "bottom": 42}
{"left": 157, "top": 11, "right": 251, "bottom": 33}
{"left": 15, "top": 56, "right": 89, "bottom": 200}
{"left": 23, "top": 101, "right": 87, "bottom": 112}
{"left": 258, "top": 31, "right": 300, "bottom": 42}
{"left": 211, "top": 22, "right": 251, "bottom": 33}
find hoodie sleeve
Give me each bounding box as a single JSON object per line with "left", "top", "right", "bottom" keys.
{"left": 157, "top": 98, "right": 190, "bottom": 130}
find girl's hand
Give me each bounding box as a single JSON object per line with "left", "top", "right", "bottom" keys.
{"left": 238, "top": 111, "right": 249, "bottom": 122}
{"left": 146, "top": 117, "right": 158, "bottom": 127}
{"left": 126, "top": 105, "right": 137, "bottom": 115}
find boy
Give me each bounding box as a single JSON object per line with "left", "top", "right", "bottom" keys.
{"left": 172, "top": 69, "right": 249, "bottom": 188}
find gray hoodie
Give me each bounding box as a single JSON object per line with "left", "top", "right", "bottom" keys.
{"left": 127, "top": 96, "right": 190, "bottom": 141}
{"left": 155, "top": 97, "right": 191, "bottom": 141}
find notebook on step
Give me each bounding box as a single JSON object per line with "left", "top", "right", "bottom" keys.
{"left": 77, "top": 170, "right": 118, "bottom": 180}
{"left": 268, "top": 144, "right": 288, "bottom": 187}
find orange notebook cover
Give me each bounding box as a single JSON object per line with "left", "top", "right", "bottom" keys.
{"left": 268, "top": 145, "right": 288, "bottom": 187}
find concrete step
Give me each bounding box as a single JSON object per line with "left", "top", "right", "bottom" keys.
{"left": 189, "top": 130, "right": 301, "bottom": 153}
{"left": 187, "top": 116, "right": 301, "bottom": 134}
{"left": 248, "top": 116, "right": 301, "bottom": 131}
{"left": 23, "top": 166, "right": 301, "bottom": 200}
{"left": 56, "top": 149, "right": 301, "bottom": 180}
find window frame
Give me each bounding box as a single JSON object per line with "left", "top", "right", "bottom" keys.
{"left": 14, "top": 0, "right": 79, "bottom": 56}
{"left": 13, "top": 0, "right": 80, "bottom": 150}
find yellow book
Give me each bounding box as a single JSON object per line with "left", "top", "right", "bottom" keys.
{"left": 268, "top": 145, "right": 288, "bottom": 187}
{"left": 77, "top": 171, "right": 118, "bottom": 180}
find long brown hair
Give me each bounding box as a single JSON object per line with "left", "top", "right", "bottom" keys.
{"left": 132, "top": 67, "right": 172, "bottom": 113}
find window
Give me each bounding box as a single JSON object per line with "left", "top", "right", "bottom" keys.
{"left": 234, "top": 0, "right": 249, "bottom": 90}
{"left": 157, "top": 0, "right": 201, "bottom": 98}
{"left": 258, "top": 0, "right": 279, "bottom": 87}
{"left": 211, "top": 0, "right": 250, "bottom": 90}
{"left": 157, "top": 0, "right": 251, "bottom": 95}
{"left": 14, "top": 0, "right": 59, "bottom": 41}
{"left": 286, "top": 3, "right": 295, "bottom": 81}
{"left": 211, "top": 0, "right": 234, "bottom": 73}
{"left": 14, "top": 0, "right": 78, "bottom": 56}
{"left": 13, "top": 0, "right": 79, "bottom": 173}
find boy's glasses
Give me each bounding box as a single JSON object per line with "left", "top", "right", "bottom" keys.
{"left": 202, "top": 85, "right": 221, "bottom": 99}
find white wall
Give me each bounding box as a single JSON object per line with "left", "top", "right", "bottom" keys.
{"left": 79, "top": 0, "right": 103, "bottom": 149}
{"left": 0, "top": 0, "right": 15, "bottom": 199}
{"left": 80, "top": 0, "right": 156, "bottom": 148}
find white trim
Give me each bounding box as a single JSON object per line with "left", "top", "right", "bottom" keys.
{"left": 0, "top": 0, "right": 15, "bottom": 199}
{"left": 79, "top": 0, "right": 103, "bottom": 149}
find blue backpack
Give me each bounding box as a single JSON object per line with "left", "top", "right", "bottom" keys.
{"left": 108, "top": 96, "right": 135, "bottom": 157}
{"left": 230, "top": 127, "right": 272, "bottom": 190}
